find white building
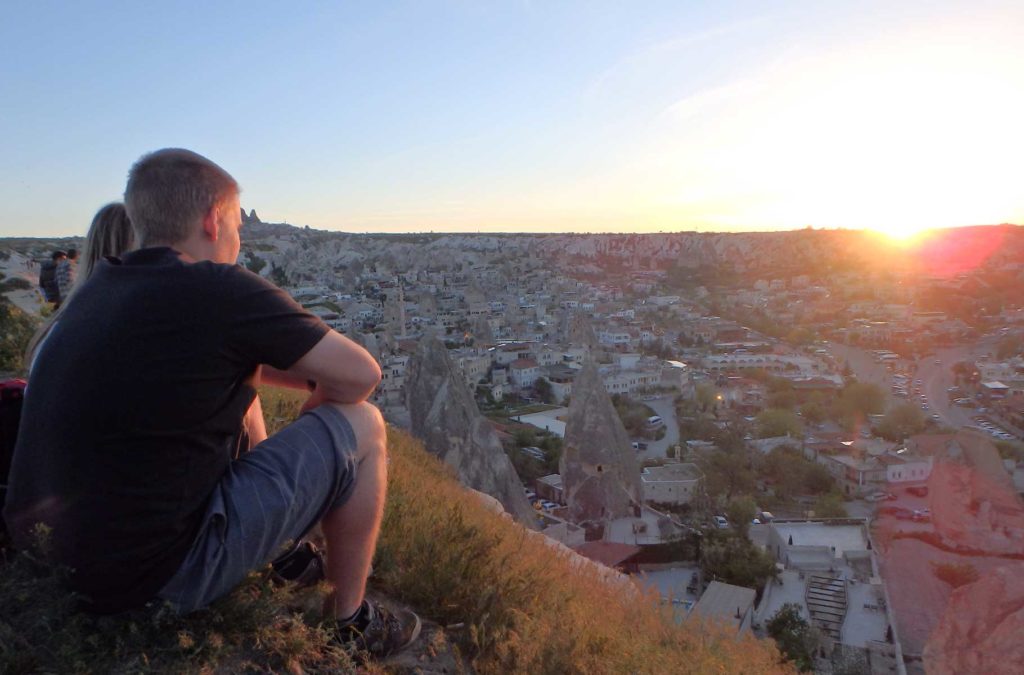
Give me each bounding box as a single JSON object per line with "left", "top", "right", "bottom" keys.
{"left": 509, "top": 358, "right": 540, "bottom": 389}
{"left": 640, "top": 463, "right": 703, "bottom": 506}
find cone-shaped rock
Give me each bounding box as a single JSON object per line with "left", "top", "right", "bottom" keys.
{"left": 355, "top": 332, "right": 381, "bottom": 364}
{"left": 560, "top": 361, "right": 642, "bottom": 527}
{"left": 406, "top": 337, "right": 537, "bottom": 525}
{"left": 568, "top": 315, "right": 600, "bottom": 352}
{"left": 472, "top": 315, "right": 495, "bottom": 345}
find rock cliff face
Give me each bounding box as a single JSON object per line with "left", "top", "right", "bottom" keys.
{"left": 924, "top": 565, "right": 1024, "bottom": 675}
{"left": 930, "top": 429, "right": 1024, "bottom": 554}
{"left": 559, "top": 361, "right": 642, "bottom": 529}
{"left": 406, "top": 337, "right": 536, "bottom": 525}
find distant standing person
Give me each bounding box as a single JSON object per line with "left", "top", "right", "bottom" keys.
{"left": 54, "top": 248, "right": 78, "bottom": 308}
{"left": 38, "top": 250, "right": 65, "bottom": 305}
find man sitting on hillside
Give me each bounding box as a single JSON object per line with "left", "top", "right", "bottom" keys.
{"left": 3, "top": 148, "right": 420, "bottom": 658}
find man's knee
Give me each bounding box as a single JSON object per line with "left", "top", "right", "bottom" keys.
{"left": 326, "top": 401, "right": 386, "bottom": 460}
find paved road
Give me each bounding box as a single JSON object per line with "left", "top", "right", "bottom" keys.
{"left": 638, "top": 395, "right": 680, "bottom": 462}
{"left": 915, "top": 337, "right": 1003, "bottom": 429}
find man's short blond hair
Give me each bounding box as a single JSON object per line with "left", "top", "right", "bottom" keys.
{"left": 125, "top": 148, "right": 239, "bottom": 247}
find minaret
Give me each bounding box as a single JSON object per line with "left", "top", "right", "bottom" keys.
{"left": 398, "top": 282, "right": 408, "bottom": 339}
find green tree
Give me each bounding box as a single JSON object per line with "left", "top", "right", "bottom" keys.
{"left": 876, "top": 403, "right": 926, "bottom": 441}
{"left": 837, "top": 382, "right": 885, "bottom": 419}
{"left": 700, "top": 450, "right": 756, "bottom": 504}
{"left": 533, "top": 377, "right": 554, "bottom": 404}
{"left": 726, "top": 495, "right": 757, "bottom": 539}
{"left": 700, "top": 534, "right": 776, "bottom": 590}
{"left": 755, "top": 408, "right": 804, "bottom": 439}
{"left": 814, "top": 492, "right": 848, "bottom": 518}
{"left": 695, "top": 383, "right": 719, "bottom": 412}
{"left": 766, "top": 604, "right": 817, "bottom": 672}
{"left": 800, "top": 400, "right": 827, "bottom": 425}
{"left": 767, "top": 389, "right": 798, "bottom": 410}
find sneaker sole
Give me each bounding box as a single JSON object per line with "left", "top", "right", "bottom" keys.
{"left": 401, "top": 613, "right": 423, "bottom": 653}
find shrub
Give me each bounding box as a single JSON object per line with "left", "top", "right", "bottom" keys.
{"left": 0, "top": 299, "right": 38, "bottom": 373}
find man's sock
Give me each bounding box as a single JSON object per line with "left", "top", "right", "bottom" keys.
{"left": 337, "top": 600, "right": 369, "bottom": 628}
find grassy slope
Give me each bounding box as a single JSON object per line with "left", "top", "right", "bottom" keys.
{"left": 0, "top": 387, "right": 788, "bottom": 674}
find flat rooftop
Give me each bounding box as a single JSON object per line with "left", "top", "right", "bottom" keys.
{"left": 513, "top": 407, "right": 569, "bottom": 437}
{"left": 641, "top": 462, "right": 702, "bottom": 482}
{"left": 605, "top": 506, "right": 682, "bottom": 546}
{"left": 772, "top": 522, "right": 868, "bottom": 558}
{"left": 691, "top": 581, "right": 756, "bottom": 629}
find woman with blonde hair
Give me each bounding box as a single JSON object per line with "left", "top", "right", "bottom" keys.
{"left": 25, "top": 203, "right": 134, "bottom": 370}
{"left": 75, "top": 203, "right": 134, "bottom": 285}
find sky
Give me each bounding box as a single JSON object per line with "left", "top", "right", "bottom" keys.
{"left": 2, "top": 0, "right": 1024, "bottom": 238}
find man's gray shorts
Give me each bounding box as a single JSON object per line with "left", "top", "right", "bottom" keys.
{"left": 157, "top": 405, "right": 358, "bottom": 614}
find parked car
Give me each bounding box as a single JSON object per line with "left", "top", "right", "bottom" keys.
{"left": 878, "top": 506, "right": 914, "bottom": 520}
{"left": 865, "top": 492, "right": 890, "bottom": 502}
{"left": 912, "top": 508, "right": 931, "bottom": 521}
{"left": 713, "top": 515, "right": 729, "bottom": 529}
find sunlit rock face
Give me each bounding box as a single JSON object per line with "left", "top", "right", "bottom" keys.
{"left": 929, "top": 430, "right": 1024, "bottom": 554}
{"left": 559, "top": 361, "right": 642, "bottom": 529}
{"left": 924, "top": 566, "right": 1024, "bottom": 675}
{"left": 406, "top": 337, "right": 536, "bottom": 525}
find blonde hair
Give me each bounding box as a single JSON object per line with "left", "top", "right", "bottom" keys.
{"left": 78, "top": 203, "right": 133, "bottom": 283}
{"left": 25, "top": 203, "right": 135, "bottom": 369}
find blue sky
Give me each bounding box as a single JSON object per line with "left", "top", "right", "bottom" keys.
{"left": 2, "top": 1, "right": 1023, "bottom": 237}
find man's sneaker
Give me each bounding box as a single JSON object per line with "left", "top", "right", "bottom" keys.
{"left": 269, "top": 540, "right": 325, "bottom": 587}
{"left": 333, "top": 599, "right": 422, "bottom": 659}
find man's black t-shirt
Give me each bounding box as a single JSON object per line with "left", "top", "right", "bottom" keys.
{"left": 3, "top": 247, "right": 329, "bottom": 613}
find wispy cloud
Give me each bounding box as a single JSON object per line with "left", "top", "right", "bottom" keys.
{"left": 584, "top": 17, "right": 766, "bottom": 102}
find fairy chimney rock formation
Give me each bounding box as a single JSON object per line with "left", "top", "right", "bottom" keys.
{"left": 567, "top": 315, "right": 600, "bottom": 352}
{"left": 472, "top": 315, "right": 495, "bottom": 345}
{"left": 560, "top": 361, "right": 642, "bottom": 529}
{"left": 406, "top": 337, "right": 537, "bottom": 525}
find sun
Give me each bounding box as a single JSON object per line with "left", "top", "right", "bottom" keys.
{"left": 869, "top": 223, "right": 931, "bottom": 244}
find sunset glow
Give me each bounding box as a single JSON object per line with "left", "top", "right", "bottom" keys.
{"left": 1, "top": 2, "right": 1023, "bottom": 235}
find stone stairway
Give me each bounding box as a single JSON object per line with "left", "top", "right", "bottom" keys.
{"left": 805, "top": 574, "right": 847, "bottom": 640}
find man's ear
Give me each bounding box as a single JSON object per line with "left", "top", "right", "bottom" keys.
{"left": 201, "top": 204, "right": 220, "bottom": 242}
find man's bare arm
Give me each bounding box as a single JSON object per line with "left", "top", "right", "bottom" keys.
{"left": 264, "top": 331, "right": 381, "bottom": 404}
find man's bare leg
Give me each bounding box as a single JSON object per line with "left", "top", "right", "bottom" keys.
{"left": 319, "top": 401, "right": 388, "bottom": 619}
{"left": 244, "top": 395, "right": 268, "bottom": 447}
